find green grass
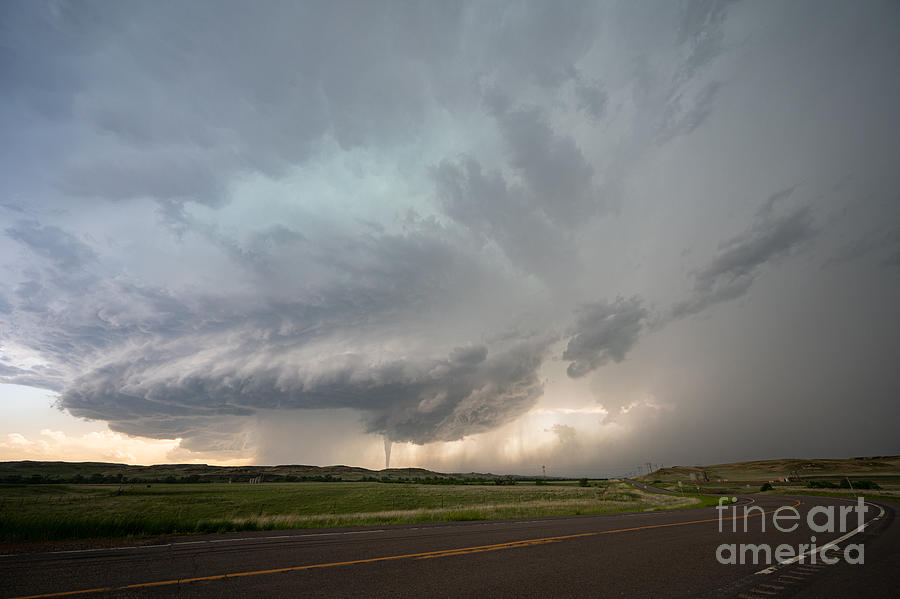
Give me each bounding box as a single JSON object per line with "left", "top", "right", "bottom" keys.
{"left": 755, "top": 477, "right": 900, "bottom": 504}
{"left": 643, "top": 456, "right": 900, "bottom": 486}
{"left": 0, "top": 481, "right": 706, "bottom": 543}
{"left": 636, "top": 456, "right": 900, "bottom": 507}
{"left": 621, "top": 480, "right": 722, "bottom": 509}
{"left": 639, "top": 461, "right": 900, "bottom": 510}
{"left": 755, "top": 488, "right": 900, "bottom": 504}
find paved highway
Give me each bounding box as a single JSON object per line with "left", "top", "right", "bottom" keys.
{"left": 1, "top": 494, "right": 895, "bottom": 598}
{"left": 623, "top": 478, "right": 678, "bottom": 494}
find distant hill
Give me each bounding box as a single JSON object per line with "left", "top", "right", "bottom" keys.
{"left": 0, "top": 461, "right": 540, "bottom": 484}
{"left": 642, "top": 455, "right": 900, "bottom": 483}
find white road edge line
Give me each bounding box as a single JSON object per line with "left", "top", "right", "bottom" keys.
{"left": 0, "top": 529, "right": 391, "bottom": 558}
{"left": 755, "top": 499, "right": 886, "bottom": 575}
{"left": 173, "top": 541, "right": 206, "bottom": 545}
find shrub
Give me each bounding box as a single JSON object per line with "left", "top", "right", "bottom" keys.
{"left": 841, "top": 479, "right": 880, "bottom": 490}
{"left": 760, "top": 482, "right": 773, "bottom": 492}
{"left": 808, "top": 480, "right": 838, "bottom": 489}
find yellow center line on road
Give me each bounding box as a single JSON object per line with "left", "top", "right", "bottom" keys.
{"left": 7, "top": 501, "right": 801, "bottom": 599}
{"left": 416, "top": 537, "right": 562, "bottom": 559}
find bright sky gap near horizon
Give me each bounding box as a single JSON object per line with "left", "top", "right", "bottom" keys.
{"left": 1, "top": 1, "right": 898, "bottom": 476}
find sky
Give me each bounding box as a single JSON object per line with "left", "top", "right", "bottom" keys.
{"left": 1, "top": 0, "right": 899, "bottom": 477}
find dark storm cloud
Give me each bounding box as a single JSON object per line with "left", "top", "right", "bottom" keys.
{"left": 486, "top": 0, "right": 601, "bottom": 88}
{"left": 0, "top": 358, "right": 65, "bottom": 391}
{"left": 613, "top": 1, "right": 733, "bottom": 146}
{"left": 671, "top": 200, "right": 816, "bottom": 319}
{"left": 493, "top": 104, "right": 601, "bottom": 227}
{"left": 574, "top": 79, "right": 608, "bottom": 121}
{"left": 3, "top": 209, "right": 552, "bottom": 447}
{"left": 5, "top": 220, "right": 97, "bottom": 270}
{"left": 563, "top": 297, "right": 648, "bottom": 378}
{"left": 676, "top": 0, "right": 735, "bottom": 77}
{"left": 434, "top": 99, "right": 602, "bottom": 280}
{"left": 656, "top": 81, "right": 722, "bottom": 142}
{"left": 4, "top": 1, "right": 468, "bottom": 208}
{"left": 61, "top": 329, "right": 552, "bottom": 446}
{"left": 827, "top": 226, "right": 900, "bottom": 269}
{"left": 433, "top": 156, "right": 571, "bottom": 279}
{"left": 1, "top": 0, "right": 608, "bottom": 218}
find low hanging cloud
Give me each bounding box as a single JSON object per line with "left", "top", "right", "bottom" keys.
{"left": 671, "top": 196, "right": 816, "bottom": 319}
{"left": 0, "top": 363, "right": 65, "bottom": 392}
{"left": 563, "top": 297, "right": 648, "bottom": 378}
{"left": 61, "top": 334, "right": 554, "bottom": 448}
{"left": 2, "top": 209, "right": 554, "bottom": 450}
{"left": 826, "top": 225, "right": 900, "bottom": 269}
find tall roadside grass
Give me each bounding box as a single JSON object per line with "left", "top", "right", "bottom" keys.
{"left": 0, "top": 481, "right": 703, "bottom": 543}
{"left": 0, "top": 514, "right": 248, "bottom": 542}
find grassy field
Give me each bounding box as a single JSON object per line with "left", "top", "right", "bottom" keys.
{"left": 639, "top": 455, "right": 900, "bottom": 499}
{"left": 756, "top": 477, "right": 900, "bottom": 503}
{"left": 11, "top": 454, "right": 891, "bottom": 544}
{"left": 644, "top": 455, "right": 900, "bottom": 484}
{"left": 0, "top": 480, "right": 712, "bottom": 543}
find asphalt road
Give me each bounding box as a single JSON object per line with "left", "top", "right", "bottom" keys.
{"left": 1, "top": 494, "right": 895, "bottom": 598}
{"left": 623, "top": 478, "right": 678, "bottom": 494}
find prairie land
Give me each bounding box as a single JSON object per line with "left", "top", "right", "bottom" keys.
{"left": 639, "top": 455, "right": 900, "bottom": 500}
{"left": 0, "top": 480, "right": 711, "bottom": 543}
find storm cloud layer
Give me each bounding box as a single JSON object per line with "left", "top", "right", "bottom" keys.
{"left": 2, "top": 1, "right": 899, "bottom": 470}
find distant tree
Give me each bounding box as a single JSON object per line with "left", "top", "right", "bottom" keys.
{"left": 808, "top": 480, "right": 838, "bottom": 489}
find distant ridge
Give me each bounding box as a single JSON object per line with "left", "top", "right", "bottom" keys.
{"left": 0, "top": 460, "right": 547, "bottom": 483}
{"left": 640, "top": 455, "right": 900, "bottom": 482}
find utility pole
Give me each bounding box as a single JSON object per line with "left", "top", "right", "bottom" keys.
{"left": 542, "top": 465, "right": 546, "bottom": 479}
